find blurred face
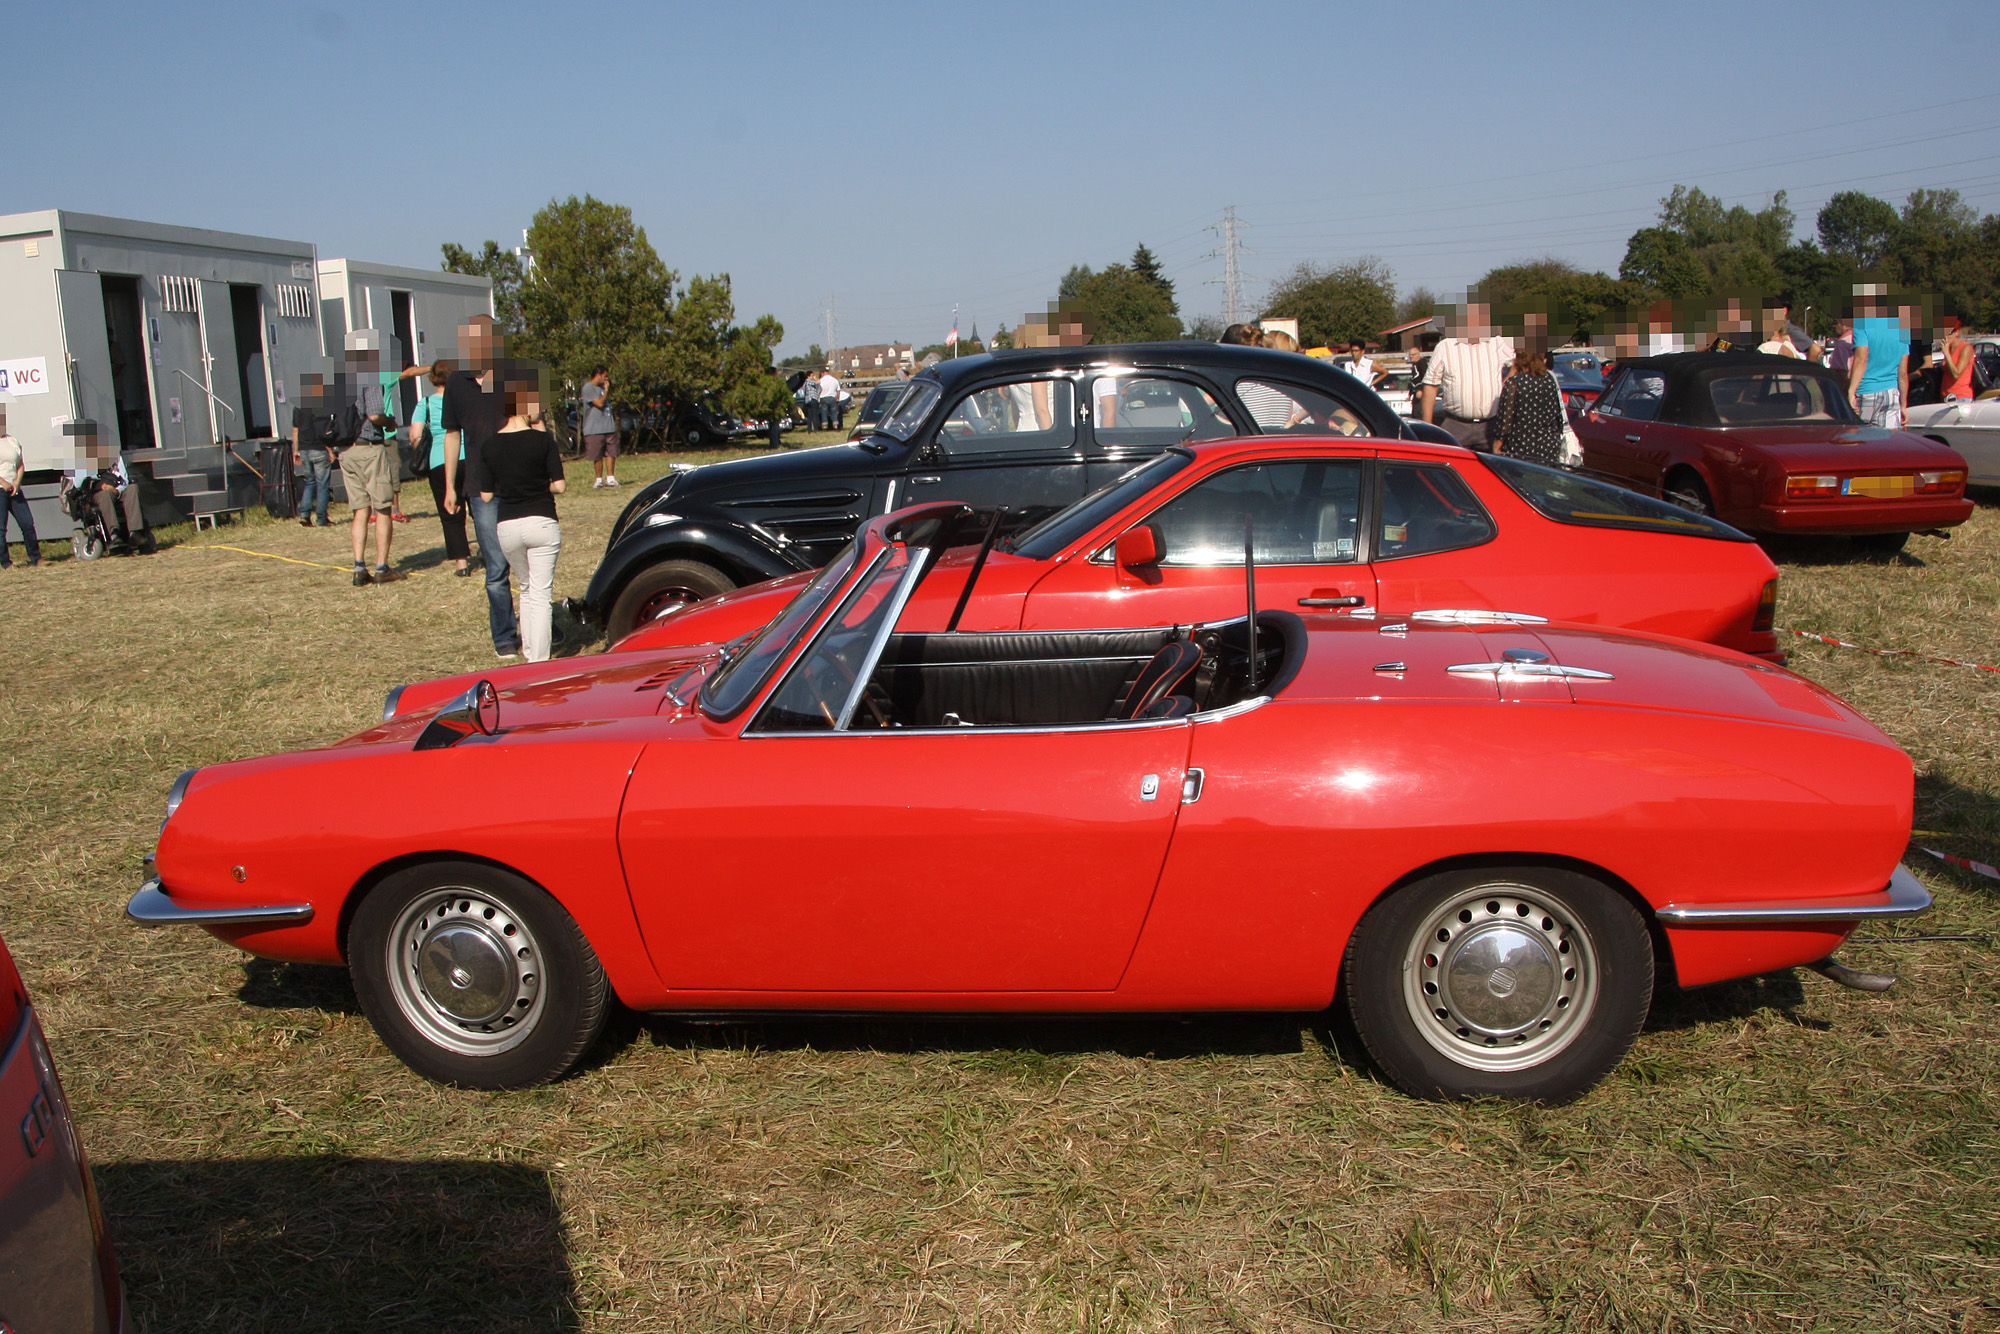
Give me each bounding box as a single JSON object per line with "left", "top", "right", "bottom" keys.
{"left": 462, "top": 319, "right": 502, "bottom": 367}
{"left": 1460, "top": 304, "right": 1492, "bottom": 338}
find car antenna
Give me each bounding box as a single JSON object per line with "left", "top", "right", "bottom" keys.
{"left": 944, "top": 508, "right": 1005, "bottom": 634}
{"left": 1244, "top": 516, "right": 1259, "bottom": 696}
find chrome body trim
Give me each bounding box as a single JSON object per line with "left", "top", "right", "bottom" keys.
{"left": 126, "top": 878, "right": 314, "bottom": 928}
{"left": 382, "top": 685, "right": 407, "bottom": 721}
{"left": 1656, "top": 865, "right": 1933, "bottom": 926}
{"left": 834, "top": 553, "right": 930, "bottom": 730}
{"left": 163, "top": 768, "right": 197, "bottom": 826}
{"left": 1447, "top": 661, "right": 1616, "bottom": 681}
{"left": 1412, "top": 609, "right": 1550, "bottom": 625}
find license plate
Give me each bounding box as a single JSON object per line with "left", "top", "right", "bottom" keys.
{"left": 1842, "top": 475, "right": 1915, "bottom": 498}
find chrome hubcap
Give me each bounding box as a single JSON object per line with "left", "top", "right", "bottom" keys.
{"left": 1402, "top": 886, "right": 1597, "bottom": 1072}
{"left": 386, "top": 890, "right": 545, "bottom": 1056}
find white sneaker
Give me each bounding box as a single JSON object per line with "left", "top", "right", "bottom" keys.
{"left": 592, "top": 477, "right": 604, "bottom": 488}
{"left": 606, "top": 475, "right": 620, "bottom": 487}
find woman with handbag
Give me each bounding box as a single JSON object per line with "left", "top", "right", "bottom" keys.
{"left": 1491, "top": 347, "right": 1569, "bottom": 466}
{"left": 471, "top": 370, "right": 567, "bottom": 662}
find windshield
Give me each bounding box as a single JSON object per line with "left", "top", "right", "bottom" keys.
{"left": 1707, "top": 373, "right": 1856, "bottom": 425}
{"left": 1007, "top": 449, "right": 1196, "bottom": 560}
{"left": 752, "top": 545, "right": 917, "bottom": 731}
{"left": 698, "top": 540, "right": 861, "bottom": 719}
{"left": 1479, "top": 454, "right": 1753, "bottom": 542}
{"left": 872, "top": 380, "right": 941, "bottom": 441}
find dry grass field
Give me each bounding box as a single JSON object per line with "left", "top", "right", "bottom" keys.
{"left": 3, "top": 444, "right": 1997, "bottom": 1333}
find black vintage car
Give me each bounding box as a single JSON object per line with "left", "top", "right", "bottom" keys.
{"left": 585, "top": 343, "right": 1432, "bottom": 638}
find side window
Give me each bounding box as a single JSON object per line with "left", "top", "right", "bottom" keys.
{"left": 1377, "top": 464, "right": 1495, "bottom": 560}
{"left": 1091, "top": 376, "right": 1237, "bottom": 449}
{"left": 1134, "top": 461, "right": 1366, "bottom": 566}
{"left": 1599, "top": 371, "right": 1665, "bottom": 422}
{"left": 1235, "top": 379, "right": 1368, "bottom": 437}
{"left": 938, "top": 380, "right": 1075, "bottom": 456}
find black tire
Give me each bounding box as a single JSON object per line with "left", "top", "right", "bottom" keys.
{"left": 349, "top": 861, "right": 609, "bottom": 1089}
{"left": 1854, "top": 530, "right": 1910, "bottom": 557}
{"left": 605, "top": 559, "right": 736, "bottom": 641}
{"left": 1342, "top": 866, "right": 1653, "bottom": 1104}
{"left": 1663, "top": 469, "right": 1714, "bottom": 516}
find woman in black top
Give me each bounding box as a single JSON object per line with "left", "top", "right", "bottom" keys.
{"left": 1492, "top": 348, "right": 1568, "bottom": 467}
{"left": 470, "top": 374, "right": 566, "bottom": 661}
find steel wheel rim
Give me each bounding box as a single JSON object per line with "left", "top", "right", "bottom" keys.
{"left": 638, "top": 586, "right": 702, "bottom": 623}
{"left": 385, "top": 887, "right": 547, "bottom": 1056}
{"left": 1399, "top": 883, "right": 1598, "bottom": 1073}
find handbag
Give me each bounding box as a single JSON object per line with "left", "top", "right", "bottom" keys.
{"left": 1553, "top": 371, "right": 1585, "bottom": 468}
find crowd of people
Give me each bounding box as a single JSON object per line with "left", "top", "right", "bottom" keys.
{"left": 794, "top": 368, "right": 849, "bottom": 431}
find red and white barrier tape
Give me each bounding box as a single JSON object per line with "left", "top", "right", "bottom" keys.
{"left": 1922, "top": 847, "right": 2000, "bottom": 882}
{"left": 1781, "top": 627, "right": 2000, "bottom": 674}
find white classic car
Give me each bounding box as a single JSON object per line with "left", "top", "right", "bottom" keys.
{"left": 1907, "top": 395, "right": 2000, "bottom": 487}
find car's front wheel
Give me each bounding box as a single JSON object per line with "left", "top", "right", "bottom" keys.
{"left": 1343, "top": 866, "right": 1652, "bottom": 1103}
{"left": 605, "top": 559, "right": 736, "bottom": 641}
{"left": 349, "top": 862, "right": 609, "bottom": 1089}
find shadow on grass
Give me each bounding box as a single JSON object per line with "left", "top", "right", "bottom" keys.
{"left": 1913, "top": 772, "right": 2000, "bottom": 904}
{"left": 238, "top": 959, "right": 359, "bottom": 1015}
{"left": 1760, "top": 533, "right": 1932, "bottom": 568}
{"left": 621, "top": 1009, "right": 1316, "bottom": 1065}
{"left": 1645, "top": 969, "right": 1821, "bottom": 1034}
{"left": 99, "top": 1156, "right": 577, "bottom": 1332}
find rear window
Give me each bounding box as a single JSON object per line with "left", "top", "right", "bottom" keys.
{"left": 1480, "top": 454, "right": 1754, "bottom": 542}
{"left": 1707, "top": 373, "right": 1855, "bottom": 425}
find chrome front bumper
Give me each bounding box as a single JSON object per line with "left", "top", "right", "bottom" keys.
{"left": 125, "top": 878, "right": 314, "bottom": 928}
{"left": 1656, "top": 865, "right": 1932, "bottom": 927}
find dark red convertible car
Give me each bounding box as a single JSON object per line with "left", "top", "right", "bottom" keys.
{"left": 591, "top": 435, "right": 1784, "bottom": 667}
{"left": 1573, "top": 350, "right": 1973, "bottom": 554}
{"left": 130, "top": 502, "right": 1926, "bottom": 1105}
{"left": 1, "top": 929, "right": 125, "bottom": 1333}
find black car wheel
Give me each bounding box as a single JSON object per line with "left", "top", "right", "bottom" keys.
{"left": 1663, "top": 469, "right": 1714, "bottom": 515}
{"left": 606, "top": 559, "right": 737, "bottom": 641}
{"left": 1342, "top": 866, "right": 1652, "bottom": 1103}
{"left": 350, "top": 861, "right": 609, "bottom": 1089}
{"left": 1854, "top": 530, "right": 1910, "bottom": 557}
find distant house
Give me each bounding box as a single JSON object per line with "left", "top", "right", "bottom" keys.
{"left": 1380, "top": 316, "right": 1441, "bottom": 351}
{"left": 833, "top": 342, "right": 913, "bottom": 375}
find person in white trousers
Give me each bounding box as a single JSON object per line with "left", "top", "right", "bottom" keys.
{"left": 470, "top": 372, "right": 567, "bottom": 662}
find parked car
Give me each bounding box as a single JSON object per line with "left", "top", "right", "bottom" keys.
{"left": 584, "top": 343, "right": 1438, "bottom": 639}
{"left": 847, "top": 382, "right": 911, "bottom": 443}
{"left": 1, "top": 928, "right": 126, "bottom": 1334}
{"left": 1549, "top": 349, "right": 1606, "bottom": 412}
{"left": 1572, "top": 351, "right": 1973, "bottom": 553}
{"left": 1906, "top": 394, "right": 2000, "bottom": 486}
{"left": 604, "top": 436, "right": 1784, "bottom": 662}
{"left": 133, "top": 500, "right": 1927, "bottom": 1104}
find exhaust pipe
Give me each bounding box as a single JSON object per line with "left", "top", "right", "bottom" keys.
{"left": 1806, "top": 955, "right": 1898, "bottom": 992}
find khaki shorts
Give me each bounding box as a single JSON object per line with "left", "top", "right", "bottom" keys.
{"left": 339, "top": 442, "right": 397, "bottom": 510}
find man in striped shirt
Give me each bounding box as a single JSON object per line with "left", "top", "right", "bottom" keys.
{"left": 1419, "top": 303, "right": 1513, "bottom": 450}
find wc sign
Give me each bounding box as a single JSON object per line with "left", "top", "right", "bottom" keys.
{"left": 0, "top": 357, "right": 50, "bottom": 396}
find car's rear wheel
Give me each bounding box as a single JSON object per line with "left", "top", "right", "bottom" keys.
{"left": 1854, "top": 530, "right": 1910, "bottom": 557}
{"left": 1343, "top": 866, "right": 1652, "bottom": 1103}
{"left": 350, "top": 861, "right": 609, "bottom": 1089}
{"left": 1663, "top": 469, "right": 1714, "bottom": 515}
{"left": 605, "top": 560, "right": 736, "bottom": 641}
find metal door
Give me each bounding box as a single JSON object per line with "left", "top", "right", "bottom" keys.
{"left": 51, "top": 270, "right": 122, "bottom": 459}
{"left": 196, "top": 280, "right": 244, "bottom": 443}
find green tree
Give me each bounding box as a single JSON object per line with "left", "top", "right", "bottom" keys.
{"left": 778, "top": 343, "right": 826, "bottom": 371}
{"left": 1619, "top": 227, "right": 1712, "bottom": 297}
{"left": 1183, "top": 315, "right": 1225, "bottom": 342}
{"left": 661, "top": 274, "right": 791, "bottom": 421}
{"left": 1058, "top": 264, "right": 1094, "bottom": 301}
{"left": 1063, "top": 264, "right": 1182, "bottom": 344}
{"left": 1130, "top": 244, "right": 1174, "bottom": 306}
{"left": 1395, "top": 286, "right": 1437, "bottom": 324}
{"left": 440, "top": 240, "right": 526, "bottom": 334}
{"left": 1473, "top": 258, "right": 1645, "bottom": 344}
{"left": 1260, "top": 258, "right": 1396, "bottom": 349}
{"left": 988, "top": 326, "right": 1015, "bottom": 350}
{"left": 1816, "top": 191, "right": 1901, "bottom": 269}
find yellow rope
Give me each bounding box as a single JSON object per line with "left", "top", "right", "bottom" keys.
{"left": 203, "top": 544, "right": 432, "bottom": 577}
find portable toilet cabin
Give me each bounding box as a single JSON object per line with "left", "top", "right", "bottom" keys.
{"left": 0, "top": 209, "right": 322, "bottom": 537}
{"left": 316, "top": 259, "right": 494, "bottom": 426}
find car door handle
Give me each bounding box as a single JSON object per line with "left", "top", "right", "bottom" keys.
{"left": 1298, "top": 595, "right": 1365, "bottom": 607}
{"left": 1624, "top": 434, "right": 1642, "bottom": 443}
{"left": 911, "top": 475, "right": 941, "bottom": 485}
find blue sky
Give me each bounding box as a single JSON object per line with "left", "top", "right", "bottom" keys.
{"left": 11, "top": 1, "right": 1998, "bottom": 356}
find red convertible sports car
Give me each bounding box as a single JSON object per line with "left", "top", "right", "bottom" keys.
{"left": 129, "top": 502, "right": 1928, "bottom": 1104}
{"left": 590, "top": 435, "right": 1784, "bottom": 667}
{"left": 1573, "top": 350, "right": 1974, "bottom": 554}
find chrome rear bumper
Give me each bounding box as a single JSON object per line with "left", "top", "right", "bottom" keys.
{"left": 125, "top": 878, "right": 314, "bottom": 927}
{"left": 1657, "top": 865, "right": 1932, "bottom": 927}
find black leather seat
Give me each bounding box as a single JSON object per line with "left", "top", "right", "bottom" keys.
{"left": 1140, "top": 694, "right": 1196, "bottom": 720}
{"left": 1120, "top": 641, "right": 1204, "bottom": 719}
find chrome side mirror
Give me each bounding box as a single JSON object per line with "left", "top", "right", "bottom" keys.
{"left": 415, "top": 679, "right": 501, "bottom": 751}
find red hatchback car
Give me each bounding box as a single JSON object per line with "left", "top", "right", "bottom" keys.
{"left": 1573, "top": 351, "right": 1973, "bottom": 554}
{"left": 599, "top": 435, "right": 1784, "bottom": 665}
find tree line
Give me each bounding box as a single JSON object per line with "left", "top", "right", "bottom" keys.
{"left": 441, "top": 195, "right": 792, "bottom": 426}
